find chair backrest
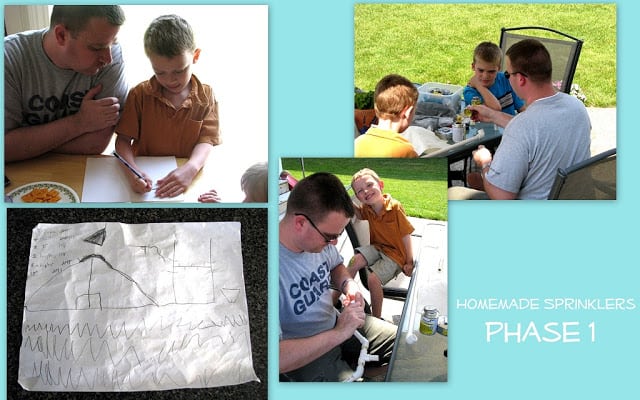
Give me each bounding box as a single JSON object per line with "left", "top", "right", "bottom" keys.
{"left": 548, "top": 148, "right": 617, "bottom": 200}
{"left": 499, "top": 26, "right": 583, "bottom": 94}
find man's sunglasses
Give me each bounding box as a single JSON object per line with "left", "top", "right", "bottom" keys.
{"left": 504, "top": 70, "right": 528, "bottom": 79}
{"left": 295, "top": 213, "right": 343, "bottom": 243}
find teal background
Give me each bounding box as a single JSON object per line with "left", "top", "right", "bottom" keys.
{"left": 2, "top": 0, "right": 638, "bottom": 399}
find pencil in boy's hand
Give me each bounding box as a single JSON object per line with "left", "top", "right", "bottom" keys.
{"left": 112, "top": 151, "right": 145, "bottom": 181}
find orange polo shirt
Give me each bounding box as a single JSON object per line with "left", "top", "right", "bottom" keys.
{"left": 354, "top": 126, "right": 418, "bottom": 158}
{"left": 358, "top": 193, "right": 415, "bottom": 266}
{"left": 116, "top": 74, "right": 220, "bottom": 157}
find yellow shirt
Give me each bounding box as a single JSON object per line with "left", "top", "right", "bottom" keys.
{"left": 354, "top": 126, "right": 418, "bottom": 158}
{"left": 116, "top": 74, "right": 220, "bottom": 157}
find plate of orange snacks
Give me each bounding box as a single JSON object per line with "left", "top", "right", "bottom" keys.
{"left": 7, "top": 181, "right": 79, "bottom": 203}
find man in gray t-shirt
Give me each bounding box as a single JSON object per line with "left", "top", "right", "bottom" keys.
{"left": 279, "top": 172, "right": 396, "bottom": 381}
{"left": 451, "top": 39, "right": 591, "bottom": 200}
{"left": 4, "top": 5, "right": 128, "bottom": 162}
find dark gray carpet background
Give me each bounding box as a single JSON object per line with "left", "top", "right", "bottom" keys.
{"left": 6, "top": 207, "right": 267, "bottom": 400}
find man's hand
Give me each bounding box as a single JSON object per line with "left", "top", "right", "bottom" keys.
{"left": 75, "top": 83, "right": 120, "bottom": 133}
{"left": 472, "top": 145, "right": 493, "bottom": 168}
{"left": 468, "top": 104, "right": 513, "bottom": 128}
{"left": 467, "top": 104, "right": 489, "bottom": 122}
{"left": 335, "top": 292, "right": 366, "bottom": 338}
{"left": 341, "top": 279, "right": 360, "bottom": 306}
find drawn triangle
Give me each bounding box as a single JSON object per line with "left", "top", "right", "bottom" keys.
{"left": 84, "top": 227, "right": 107, "bottom": 246}
{"left": 221, "top": 287, "right": 240, "bottom": 303}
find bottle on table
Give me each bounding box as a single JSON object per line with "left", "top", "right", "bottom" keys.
{"left": 419, "top": 305, "right": 439, "bottom": 336}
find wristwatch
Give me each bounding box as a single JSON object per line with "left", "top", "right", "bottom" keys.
{"left": 481, "top": 163, "right": 491, "bottom": 177}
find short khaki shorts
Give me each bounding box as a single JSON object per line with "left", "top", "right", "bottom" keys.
{"left": 355, "top": 245, "right": 401, "bottom": 285}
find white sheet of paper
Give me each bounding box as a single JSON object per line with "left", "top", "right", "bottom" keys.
{"left": 82, "top": 157, "right": 185, "bottom": 202}
{"left": 402, "top": 126, "right": 446, "bottom": 156}
{"left": 19, "top": 222, "right": 258, "bottom": 392}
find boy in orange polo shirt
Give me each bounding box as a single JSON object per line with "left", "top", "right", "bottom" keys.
{"left": 347, "top": 168, "right": 414, "bottom": 318}
{"left": 115, "top": 14, "right": 219, "bottom": 198}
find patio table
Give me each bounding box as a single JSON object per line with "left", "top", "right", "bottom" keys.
{"left": 404, "top": 122, "right": 504, "bottom": 186}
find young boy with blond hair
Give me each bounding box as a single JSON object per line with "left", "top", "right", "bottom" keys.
{"left": 354, "top": 74, "right": 419, "bottom": 158}
{"left": 115, "top": 14, "right": 220, "bottom": 198}
{"left": 464, "top": 41, "right": 525, "bottom": 115}
{"left": 347, "top": 168, "right": 414, "bottom": 318}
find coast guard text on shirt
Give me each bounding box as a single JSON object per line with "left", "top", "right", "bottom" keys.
{"left": 289, "top": 261, "right": 331, "bottom": 315}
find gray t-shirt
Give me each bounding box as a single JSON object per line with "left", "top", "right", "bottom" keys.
{"left": 279, "top": 243, "right": 343, "bottom": 340}
{"left": 4, "top": 28, "right": 128, "bottom": 132}
{"left": 486, "top": 92, "right": 591, "bottom": 199}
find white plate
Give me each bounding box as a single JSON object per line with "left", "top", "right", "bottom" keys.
{"left": 7, "top": 181, "right": 79, "bottom": 203}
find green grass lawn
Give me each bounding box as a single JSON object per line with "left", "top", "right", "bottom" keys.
{"left": 281, "top": 158, "right": 448, "bottom": 221}
{"left": 355, "top": 3, "right": 616, "bottom": 107}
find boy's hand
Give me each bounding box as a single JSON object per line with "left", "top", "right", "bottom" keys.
{"left": 198, "top": 189, "right": 221, "bottom": 203}
{"left": 156, "top": 163, "right": 198, "bottom": 198}
{"left": 402, "top": 263, "right": 414, "bottom": 277}
{"left": 468, "top": 75, "right": 481, "bottom": 89}
{"left": 128, "top": 172, "right": 153, "bottom": 194}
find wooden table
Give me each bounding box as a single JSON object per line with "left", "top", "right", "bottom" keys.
{"left": 5, "top": 153, "right": 88, "bottom": 199}
{"left": 4, "top": 153, "right": 214, "bottom": 203}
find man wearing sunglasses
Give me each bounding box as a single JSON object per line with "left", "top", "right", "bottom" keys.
{"left": 279, "top": 172, "right": 396, "bottom": 381}
{"left": 451, "top": 38, "right": 591, "bottom": 200}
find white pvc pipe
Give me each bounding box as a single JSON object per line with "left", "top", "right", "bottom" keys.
{"left": 343, "top": 329, "right": 379, "bottom": 382}
{"left": 336, "top": 307, "right": 380, "bottom": 382}
{"left": 404, "top": 265, "right": 420, "bottom": 344}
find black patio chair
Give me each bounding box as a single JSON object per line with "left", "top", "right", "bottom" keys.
{"left": 499, "top": 26, "right": 583, "bottom": 94}
{"left": 548, "top": 148, "right": 616, "bottom": 200}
